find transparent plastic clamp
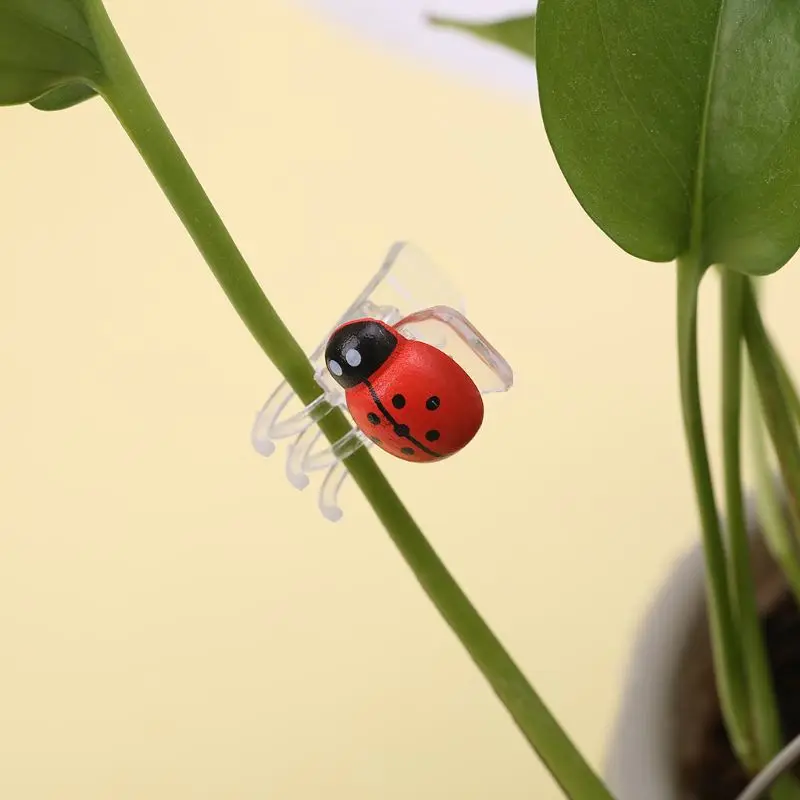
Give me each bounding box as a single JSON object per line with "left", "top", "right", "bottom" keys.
{"left": 251, "top": 241, "right": 513, "bottom": 522}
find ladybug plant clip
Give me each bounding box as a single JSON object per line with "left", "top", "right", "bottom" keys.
{"left": 251, "top": 242, "right": 513, "bottom": 522}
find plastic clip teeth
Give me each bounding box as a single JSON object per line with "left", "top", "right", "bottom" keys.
{"left": 251, "top": 242, "right": 512, "bottom": 521}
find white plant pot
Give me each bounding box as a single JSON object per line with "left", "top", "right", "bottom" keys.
{"left": 603, "top": 503, "right": 788, "bottom": 800}
{"left": 603, "top": 541, "right": 706, "bottom": 800}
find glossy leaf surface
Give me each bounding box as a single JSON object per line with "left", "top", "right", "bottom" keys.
{"left": 537, "top": 0, "right": 800, "bottom": 275}
{"left": 0, "top": 0, "right": 102, "bottom": 109}
{"left": 428, "top": 13, "right": 536, "bottom": 62}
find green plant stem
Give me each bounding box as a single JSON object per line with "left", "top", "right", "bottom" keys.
{"left": 721, "top": 269, "right": 750, "bottom": 617}
{"left": 772, "top": 343, "right": 800, "bottom": 426}
{"left": 762, "top": 303, "right": 800, "bottom": 554}
{"left": 744, "top": 278, "right": 800, "bottom": 600}
{"left": 742, "top": 282, "right": 800, "bottom": 540}
{"left": 768, "top": 339, "right": 800, "bottom": 556}
{"left": 745, "top": 355, "right": 800, "bottom": 603}
{"left": 79, "top": 2, "right": 616, "bottom": 797}
{"left": 677, "top": 254, "right": 754, "bottom": 769}
{"left": 720, "top": 270, "right": 785, "bottom": 785}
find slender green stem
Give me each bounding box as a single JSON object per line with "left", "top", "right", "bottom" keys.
{"left": 742, "top": 282, "right": 800, "bottom": 540}
{"left": 745, "top": 355, "right": 800, "bottom": 603}
{"left": 768, "top": 341, "right": 800, "bottom": 557}
{"left": 721, "top": 269, "right": 751, "bottom": 617}
{"left": 78, "top": 2, "right": 615, "bottom": 797}
{"left": 721, "top": 270, "right": 786, "bottom": 789}
{"left": 772, "top": 343, "right": 800, "bottom": 427}
{"left": 677, "top": 254, "right": 753, "bottom": 769}
{"left": 745, "top": 278, "right": 800, "bottom": 596}
{"left": 762, "top": 307, "right": 800, "bottom": 554}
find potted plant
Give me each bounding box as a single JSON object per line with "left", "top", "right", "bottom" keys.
{"left": 426, "top": 6, "right": 800, "bottom": 799}
{"left": 5, "top": 1, "right": 800, "bottom": 799}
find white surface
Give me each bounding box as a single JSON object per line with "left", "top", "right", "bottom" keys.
{"left": 605, "top": 498, "right": 769, "bottom": 799}
{"left": 603, "top": 543, "right": 702, "bottom": 800}
{"left": 294, "top": 0, "right": 539, "bottom": 97}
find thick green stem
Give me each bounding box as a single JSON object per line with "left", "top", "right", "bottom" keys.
{"left": 721, "top": 270, "right": 786, "bottom": 788}
{"left": 677, "top": 254, "right": 754, "bottom": 769}
{"left": 78, "top": 2, "right": 615, "bottom": 797}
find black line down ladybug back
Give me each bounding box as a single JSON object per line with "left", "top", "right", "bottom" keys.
{"left": 324, "top": 316, "right": 484, "bottom": 463}
{"left": 251, "top": 243, "right": 513, "bottom": 521}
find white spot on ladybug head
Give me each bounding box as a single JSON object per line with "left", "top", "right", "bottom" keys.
{"left": 328, "top": 359, "right": 343, "bottom": 376}
{"left": 345, "top": 348, "right": 362, "bottom": 367}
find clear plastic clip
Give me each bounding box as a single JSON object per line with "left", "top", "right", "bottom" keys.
{"left": 251, "top": 242, "right": 513, "bottom": 522}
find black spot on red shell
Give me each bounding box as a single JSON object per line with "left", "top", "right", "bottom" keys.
{"left": 394, "top": 424, "right": 410, "bottom": 437}
{"left": 425, "top": 429, "right": 440, "bottom": 442}
{"left": 367, "top": 412, "right": 380, "bottom": 425}
{"left": 426, "top": 396, "right": 440, "bottom": 411}
{"left": 391, "top": 393, "right": 406, "bottom": 409}
{"left": 401, "top": 447, "right": 414, "bottom": 456}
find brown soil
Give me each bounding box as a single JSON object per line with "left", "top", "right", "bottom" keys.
{"left": 675, "top": 529, "right": 800, "bottom": 800}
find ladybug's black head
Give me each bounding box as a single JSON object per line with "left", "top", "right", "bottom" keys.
{"left": 325, "top": 318, "right": 398, "bottom": 389}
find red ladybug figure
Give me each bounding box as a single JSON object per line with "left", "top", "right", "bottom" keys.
{"left": 324, "top": 316, "right": 484, "bottom": 463}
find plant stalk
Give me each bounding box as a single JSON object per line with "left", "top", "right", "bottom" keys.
{"left": 745, "top": 357, "right": 800, "bottom": 604}
{"left": 720, "top": 270, "right": 787, "bottom": 792}
{"left": 768, "top": 341, "right": 800, "bottom": 555}
{"left": 772, "top": 343, "right": 800, "bottom": 428}
{"left": 677, "top": 254, "right": 754, "bottom": 769}
{"left": 79, "top": 2, "right": 615, "bottom": 797}
{"left": 742, "top": 282, "right": 800, "bottom": 541}
{"left": 744, "top": 280, "right": 800, "bottom": 607}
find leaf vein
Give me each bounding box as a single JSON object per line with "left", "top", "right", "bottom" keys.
{"left": 0, "top": 4, "right": 100, "bottom": 69}
{"left": 594, "top": 0, "right": 689, "bottom": 197}
{"left": 688, "top": 0, "right": 728, "bottom": 252}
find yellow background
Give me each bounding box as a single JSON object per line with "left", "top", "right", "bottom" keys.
{"left": 2, "top": 2, "right": 800, "bottom": 798}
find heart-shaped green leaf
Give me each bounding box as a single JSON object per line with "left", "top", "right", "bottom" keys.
{"left": 427, "top": 13, "right": 536, "bottom": 62}
{"left": 0, "top": 0, "right": 102, "bottom": 109}
{"left": 537, "top": 0, "right": 800, "bottom": 275}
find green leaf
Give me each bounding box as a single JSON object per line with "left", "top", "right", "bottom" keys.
{"left": 536, "top": 0, "right": 800, "bottom": 275}
{"left": 427, "top": 13, "right": 535, "bottom": 62}
{"left": 31, "top": 82, "right": 98, "bottom": 111}
{"left": 0, "top": 0, "right": 103, "bottom": 109}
